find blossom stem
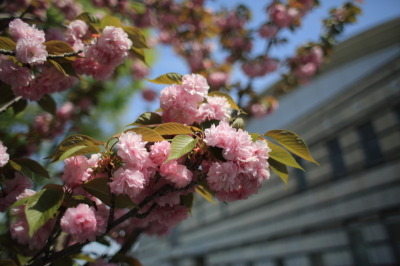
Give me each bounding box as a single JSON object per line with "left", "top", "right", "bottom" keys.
{"left": 0, "top": 96, "right": 22, "bottom": 114}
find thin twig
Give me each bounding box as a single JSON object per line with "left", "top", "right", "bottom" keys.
{"left": 0, "top": 96, "right": 22, "bottom": 114}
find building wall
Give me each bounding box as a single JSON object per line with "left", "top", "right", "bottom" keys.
{"left": 134, "top": 19, "right": 400, "bottom": 266}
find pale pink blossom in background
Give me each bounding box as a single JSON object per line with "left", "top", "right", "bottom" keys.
{"left": 0, "top": 60, "right": 33, "bottom": 89}
{"left": 10, "top": 189, "right": 55, "bottom": 250}
{"left": 142, "top": 88, "right": 157, "bottom": 102}
{"left": 61, "top": 204, "right": 97, "bottom": 243}
{"left": 207, "top": 71, "right": 229, "bottom": 88}
{"left": 258, "top": 24, "right": 279, "bottom": 38}
{"left": 57, "top": 102, "right": 75, "bottom": 121}
{"left": 131, "top": 60, "right": 149, "bottom": 80}
{"left": 53, "top": 0, "right": 83, "bottom": 20}
{"left": 0, "top": 173, "right": 32, "bottom": 212}
{"left": 0, "top": 141, "right": 9, "bottom": 167}
{"left": 73, "top": 58, "right": 116, "bottom": 81}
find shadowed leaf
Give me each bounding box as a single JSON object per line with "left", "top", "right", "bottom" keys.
{"left": 146, "top": 73, "right": 183, "bottom": 85}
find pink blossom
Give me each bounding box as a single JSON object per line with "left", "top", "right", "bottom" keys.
{"left": 242, "top": 57, "right": 279, "bottom": 78}
{"left": 142, "top": 88, "right": 157, "bottom": 102}
{"left": 53, "top": 0, "right": 83, "bottom": 20}
{"left": 259, "top": 24, "right": 279, "bottom": 38}
{"left": 195, "top": 95, "right": 231, "bottom": 123}
{"left": 109, "top": 167, "right": 146, "bottom": 199}
{"left": 207, "top": 161, "right": 240, "bottom": 193}
{"left": 56, "top": 102, "right": 74, "bottom": 121}
{"left": 117, "top": 131, "right": 150, "bottom": 168}
{"left": 65, "top": 20, "right": 89, "bottom": 51}
{"left": 250, "top": 102, "right": 268, "bottom": 118}
{"left": 45, "top": 28, "right": 66, "bottom": 41}
{"left": 207, "top": 71, "right": 228, "bottom": 88}
{"left": 155, "top": 191, "right": 181, "bottom": 207}
{"left": 10, "top": 189, "right": 55, "bottom": 250}
{"left": 62, "top": 156, "right": 91, "bottom": 187}
{"left": 148, "top": 205, "right": 189, "bottom": 229}
{"left": 33, "top": 113, "right": 53, "bottom": 136}
{"left": 160, "top": 160, "right": 193, "bottom": 188}
{"left": 85, "top": 26, "right": 132, "bottom": 67}
{"left": 150, "top": 141, "right": 171, "bottom": 166}
{"left": 294, "top": 62, "right": 317, "bottom": 79}
{"left": 0, "top": 60, "right": 33, "bottom": 88}
{"left": 0, "top": 141, "right": 10, "bottom": 168}
{"left": 8, "top": 19, "right": 45, "bottom": 42}
{"left": 15, "top": 38, "right": 48, "bottom": 65}
{"left": 131, "top": 60, "right": 149, "bottom": 80}
{"left": 3, "top": 0, "right": 30, "bottom": 13}
{"left": 61, "top": 204, "right": 98, "bottom": 243}
{"left": 268, "top": 3, "right": 298, "bottom": 28}
{"left": 181, "top": 73, "right": 210, "bottom": 103}
{"left": 0, "top": 173, "right": 32, "bottom": 212}
{"left": 73, "top": 58, "right": 116, "bottom": 81}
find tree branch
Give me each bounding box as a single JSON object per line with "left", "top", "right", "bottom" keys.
{"left": 0, "top": 96, "right": 22, "bottom": 114}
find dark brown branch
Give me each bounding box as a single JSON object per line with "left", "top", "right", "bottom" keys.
{"left": 27, "top": 181, "right": 197, "bottom": 266}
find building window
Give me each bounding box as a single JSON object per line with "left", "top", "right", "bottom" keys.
{"left": 309, "top": 252, "right": 323, "bottom": 266}
{"left": 327, "top": 138, "right": 346, "bottom": 178}
{"left": 294, "top": 158, "right": 307, "bottom": 190}
{"left": 357, "top": 121, "right": 383, "bottom": 166}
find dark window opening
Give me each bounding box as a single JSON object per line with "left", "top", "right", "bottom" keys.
{"left": 327, "top": 138, "right": 347, "bottom": 178}
{"left": 357, "top": 121, "right": 384, "bottom": 166}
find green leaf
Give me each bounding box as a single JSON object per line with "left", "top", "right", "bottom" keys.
{"left": 0, "top": 259, "right": 18, "bottom": 266}
{"left": 25, "top": 186, "right": 64, "bottom": 237}
{"left": 199, "top": 119, "right": 220, "bottom": 130}
{"left": 128, "top": 112, "right": 162, "bottom": 126}
{"left": 125, "top": 127, "right": 164, "bottom": 142}
{"left": 9, "top": 193, "right": 34, "bottom": 209}
{"left": 44, "top": 40, "right": 75, "bottom": 55}
{"left": 166, "top": 135, "right": 197, "bottom": 162}
{"left": 154, "top": 122, "right": 193, "bottom": 135}
{"left": 231, "top": 117, "right": 245, "bottom": 130}
{"left": 208, "top": 91, "right": 239, "bottom": 111}
{"left": 100, "top": 15, "right": 122, "bottom": 28}
{"left": 180, "top": 193, "right": 194, "bottom": 211}
{"left": 71, "top": 253, "right": 96, "bottom": 262}
{"left": 264, "top": 130, "right": 318, "bottom": 164}
{"left": 195, "top": 185, "right": 216, "bottom": 204}
{"left": 123, "top": 26, "right": 149, "bottom": 49}
{"left": 10, "top": 158, "right": 51, "bottom": 179}
{"left": 83, "top": 177, "right": 135, "bottom": 208}
{"left": 64, "top": 195, "right": 97, "bottom": 209}
{"left": 47, "top": 134, "right": 102, "bottom": 163}
{"left": 49, "top": 60, "right": 68, "bottom": 76}
{"left": 267, "top": 140, "right": 304, "bottom": 170}
{"left": 146, "top": 73, "right": 183, "bottom": 85}
{"left": 269, "top": 158, "right": 289, "bottom": 184}
{"left": 249, "top": 133, "right": 261, "bottom": 142}
{"left": 130, "top": 47, "right": 146, "bottom": 64}
{"left": 38, "top": 94, "right": 57, "bottom": 115}
{"left": 0, "top": 37, "right": 16, "bottom": 51}
{"left": 75, "top": 12, "right": 100, "bottom": 24}
{"left": 12, "top": 99, "right": 27, "bottom": 115}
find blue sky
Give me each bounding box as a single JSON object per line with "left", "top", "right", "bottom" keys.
{"left": 122, "top": 0, "right": 400, "bottom": 126}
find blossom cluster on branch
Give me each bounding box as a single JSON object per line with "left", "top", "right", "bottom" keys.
{"left": 0, "top": 0, "right": 361, "bottom": 265}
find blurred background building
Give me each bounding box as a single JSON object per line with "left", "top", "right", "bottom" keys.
{"left": 134, "top": 18, "right": 400, "bottom": 266}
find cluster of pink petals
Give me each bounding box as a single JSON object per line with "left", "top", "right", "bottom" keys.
{"left": 10, "top": 189, "right": 55, "bottom": 250}
{"left": 207, "top": 71, "right": 229, "bottom": 88}
{"left": 291, "top": 46, "right": 324, "bottom": 82}
{"left": 267, "top": 3, "right": 299, "bottom": 28}
{"left": 12, "top": 66, "right": 76, "bottom": 101}
{"left": 0, "top": 141, "right": 9, "bottom": 167}
{"left": 9, "top": 19, "right": 47, "bottom": 65}
{"left": 204, "top": 121, "right": 271, "bottom": 201}
{"left": 65, "top": 19, "right": 89, "bottom": 52}
{"left": 53, "top": 0, "right": 83, "bottom": 20}
{"left": 259, "top": 23, "right": 279, "bottom": 38}
{"left": 0, "top": 173, "right": 32, "bottom": 212}
{"left": 85, "top": 26, "right": 132, "bottom": 67}
{"left": 0, "top": 59, "right": 33, "bottom": 90}
{"left": 160, "top": 74, "right": 231, "bottom": 125}
{"left": 60, "top": 203, "right": 98, "bottom": 243}
{"left": 241, "top": 57, "right": 279, "bottom": 78}
{"left": 109, "top": 132, "right": 155, "bottom": 200}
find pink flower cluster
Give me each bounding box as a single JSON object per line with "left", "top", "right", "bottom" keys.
{"left": 242, "top": 57, "right": 279, "bottom": 78}
{"left": 0, "top": 173, "right": 32, "bottom": 212}
{"left": 290, "top": 46, "right": 324, "bottom": 83}
{"left": 160, "top": 74, "right": 231, "bottom": 124}
{"left": 72, "top": 25, "right": 133, "bottom": 81}
{"left": 267, "top": 3, "right": 299, "bottom": 28}
{"left": 62, "top": 154, "right": 102, "bottom": 187}
{"left": 9, "top": 189, "right": 55, "bottom": 250}
{"left": 0, "top": 141, "right": 9, "bottom": 167}
{"left": 204, "top": 121, "right": 271, "bottom": 201}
